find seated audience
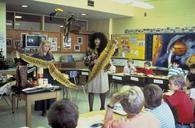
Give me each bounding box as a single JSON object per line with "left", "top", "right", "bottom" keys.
{"left": 143, "top": 61, "right": 153, "bottom": 75}
{"left": 47, "top": 99, "right": 79, "bottom": 128}
{"left": 168, "top": 48, "right": 184, "bottom": 78}
{"left": 123, "top": 59, "right": 136, "bottom": 74}
{"left": 143, "top": 84, "right": 175, "bottom": 128}
{"left": 163, "top": 75, "right": 194, "bottom": 128}
{"left": 104, "top": 86, "right": 160, "bottom": 128}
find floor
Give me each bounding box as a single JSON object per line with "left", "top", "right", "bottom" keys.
{"left": 0, "top": 86, "right": 116, "bottom": 128}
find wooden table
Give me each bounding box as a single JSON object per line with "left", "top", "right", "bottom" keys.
{"left": 108, "top": 73, "right": 168, "bottom": 91}
{"left": 59, "top": 68, "right": 169, "bottom": 91}
{"left": 12, "top": 88, "right": 61, "bottom": 128}
{"left": 146, "top": 76, "right": 169, "bottom": 91}
{"left": 0, "top": 68, "right": 16, "bottom": 75}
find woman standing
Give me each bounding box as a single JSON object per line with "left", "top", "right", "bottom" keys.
{"left": 32, "top": 40, "right": 55, "bottom": 116}
{"left": 85, "top": 32, "right": 109, "bottom": 111}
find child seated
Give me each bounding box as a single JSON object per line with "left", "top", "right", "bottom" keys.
{"left": 168, "top": 48, "right": 184, "bottom": 78}
{"left": 123, "top": 59, "right": 136, "bottom": 74}
{"left": 163, "top": 75, "right": 194, "bottom": 128}
{"left": 143, "top": 61, "right": 153, "bottom": 76}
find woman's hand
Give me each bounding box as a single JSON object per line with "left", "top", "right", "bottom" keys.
{"left": 109, "top": 92, "right": 122, "bottom": 106}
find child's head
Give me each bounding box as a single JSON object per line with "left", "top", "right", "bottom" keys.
{"left": 143, "top": 84, "right": 163, "bottom": 109}
{"left": 144, "top": 61, "right": 151, "bottom": 68}
{"left": 168, "top": 75, "right": 185, "bottom": 91}
{"left": 127, "top": 59, "right": 134, "bottom": 66}
{"left": 171, "top": 60, "right": 180, "bottom": 68}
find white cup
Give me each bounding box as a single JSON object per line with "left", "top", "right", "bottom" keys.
{"left": 43, "top": 78, "right": 48, "bottom": 86}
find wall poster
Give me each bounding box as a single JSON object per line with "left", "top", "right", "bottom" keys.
{"left": 63, "top": 36, "right": 71, "bottom": 49}
{"left": 112, "top": 33, "right": 145, "bottom": 60}
{"left": 151, "top": 33, "right": 195, "bottom": 69}
{"left": 48, "top": 37, "right": 57, "bottom": 51}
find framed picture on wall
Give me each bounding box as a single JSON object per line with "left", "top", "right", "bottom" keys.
{"left": 63, "top": 36, "right": 71, "bottom": 49}
{"left": 74, "top": 44, "right": 80, "bottom": 52}
{"left": 77, "top": 36, "right": 83, "bottom": 44}
{"left": 48, "top": 37, "right": 58, "bottom": 51}
{"left": 6, "top": 38, "right": 12, "bottom": 47}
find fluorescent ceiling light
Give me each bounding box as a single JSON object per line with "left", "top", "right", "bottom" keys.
{"left": 21, "top": 4, "right": 29, "bottom": 8}
{"left": 81, "top": 13, "right": 87, "bottom": 16}
{"left": 15, "top": 15, "right": 22, "bottom": 19}
{"left": 112, "top": 0, "right": 154, "bottom": 9}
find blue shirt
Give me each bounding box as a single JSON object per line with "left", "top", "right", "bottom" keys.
{"left": 149, "top": 102, "right": 175, "bottom": 128}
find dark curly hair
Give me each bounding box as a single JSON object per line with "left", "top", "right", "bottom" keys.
{"left": 144, "top": 61, "right": 151, "bottom": 66}
{"left": 89, "top": 32, "right": 108, "bottom": 55}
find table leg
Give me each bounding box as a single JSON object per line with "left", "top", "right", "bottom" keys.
{"left": 56, "top": 91, "right": 61, "bottom": 100}
{"left": 12, "top": 94, "right": 16, "bottom": 113}
{"left": 26, "top": 96, "right": 32, "bottom": 128}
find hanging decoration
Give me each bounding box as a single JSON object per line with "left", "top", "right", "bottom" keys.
{"left": 88, "top": 39, "right": 118, "bottom": 82}
{"left": 19, "top": 53, "right": 77, "bottom": 89}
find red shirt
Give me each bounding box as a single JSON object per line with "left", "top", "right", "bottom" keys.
{"left": 163, "top": 90, "right": 194, "bottom": 124}
{"left": 144, "top": 68, "right": 153, "bottom": 75}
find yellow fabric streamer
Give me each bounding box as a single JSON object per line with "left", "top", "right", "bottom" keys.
{"left": 18, "top": 38, "right": 116, "bottom": 88}
{"left": 88, "top": 40, "right": 117, "bottom": 82}
{"left": 20, "top": 54, "right": 77, "bottom": 89}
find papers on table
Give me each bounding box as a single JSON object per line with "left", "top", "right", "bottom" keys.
{"left": 77, "top": 115, "right": 104, "bottom": 128}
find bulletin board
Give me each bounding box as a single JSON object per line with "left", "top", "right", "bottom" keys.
{"left": 112, "top": 33, "right": 145, "bottom": 60}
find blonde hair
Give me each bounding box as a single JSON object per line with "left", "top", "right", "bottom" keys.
{"left": 38, "top": 40, "right": 53, "bottom": 57}
{"left": 120, "top": 86, "right": 144, "bottom": 114}
{"left": 169, "top": 75, "right": 185, "bottom": 89}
